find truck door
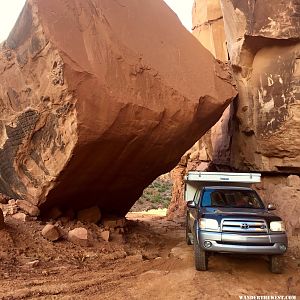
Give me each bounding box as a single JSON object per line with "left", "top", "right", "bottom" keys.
{"left": 189, "top": 189, "right": 200, "bottom": 233}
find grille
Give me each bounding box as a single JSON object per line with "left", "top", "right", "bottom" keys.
{"left": 216, "top": 241, "right": 274, "bottom": 247}
{"left": 221, "top": 219, "right": 268, "bottom": 233}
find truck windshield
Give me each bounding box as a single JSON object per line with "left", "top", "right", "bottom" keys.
{"left": 201, "top": 189, "right": 265, "bottom": 209}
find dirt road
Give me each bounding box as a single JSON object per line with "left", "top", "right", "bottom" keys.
{"left": 0, "top": 211, "right": 299, "bottom": 299}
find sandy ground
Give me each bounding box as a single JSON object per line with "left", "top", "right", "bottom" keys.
{"left": 0, "top": 211, "right": 299, "bottom": 300}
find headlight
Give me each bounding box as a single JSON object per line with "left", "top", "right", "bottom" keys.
{"left": 199, "top": 218, "right": 219, "bottom": 231}
{"left": 270, "top": 221, "right": 285, "bottom": 232}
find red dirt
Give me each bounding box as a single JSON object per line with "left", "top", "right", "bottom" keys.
{"left": 0, "top": 212, "right": 299, "bottom": 299}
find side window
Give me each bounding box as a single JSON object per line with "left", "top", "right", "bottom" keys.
{"left": 201, "top": 190, "right": 211, "bottom": 207}
{"left": 193, "top": 189, "right": 200, "bottom": 205}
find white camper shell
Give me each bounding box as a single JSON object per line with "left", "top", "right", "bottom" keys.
{"left": 184, "top": 172, "right": 261, "bottom": 202}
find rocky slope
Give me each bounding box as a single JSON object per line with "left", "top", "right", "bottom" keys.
{"left": 0, "top": 0, "right": 236, "bottom": 216}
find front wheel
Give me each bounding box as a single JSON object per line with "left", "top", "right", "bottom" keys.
{"left": 269, "top": 255, "right": 283, "bottom": 274}
{"left": 194, "top": 237, "right": 208, "bottom": 271}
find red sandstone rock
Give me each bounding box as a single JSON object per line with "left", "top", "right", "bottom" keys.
{"left": 187, "top": 0, "right": 300, "bottom": 173}
{"left": 219, "top": 0, "right": 300, "bottom": 172}
{"left": 41, "top": 224, "right": 61, "bottom": 242}
{"left": 100, "top": 230, "right": 110, "bottom": 242}
{"left": 68, "top": 228, "right": 89, "bottom": 247}
{"left": 192, "top": 0, "right": 227, "bottom": 61}
{"left": 12, "top": 212, "right": 28, "bottom": 222}
{"left": 0, "top": 0, "right": 236, "bottom": 216}
{"left": 16, "top": 200, "right": 40, "bottom": 217}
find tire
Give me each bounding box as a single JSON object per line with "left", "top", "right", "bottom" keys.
{"left": 186, "top": 215, "right": 192, "bottom": 245}
{"left": 269, "top": 255, "right": 283, "bottom": 274}
{"left": 194, "top": 237, "right": 208, "bottom": 271}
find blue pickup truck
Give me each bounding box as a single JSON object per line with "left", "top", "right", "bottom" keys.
{"left": 185, "top": 172, "right": 287, "bottom": 273}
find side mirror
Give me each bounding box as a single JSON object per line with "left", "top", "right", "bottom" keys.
{"left": 267, "top": 203, "right": 276, "bottom": 211}
{"left": 187, "top": 201, "right": 196, "bottom": 209}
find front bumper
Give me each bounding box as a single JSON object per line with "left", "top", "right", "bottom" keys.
{"left": 197, "top": 230, "right": 288, "bottom": 255}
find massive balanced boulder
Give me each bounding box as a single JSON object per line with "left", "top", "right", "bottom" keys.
{"left": 0, "top": 0, "right": 236, "bottom": 215}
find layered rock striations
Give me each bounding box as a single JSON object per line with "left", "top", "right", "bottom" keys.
{"left": 0, "top": 0, "right": 236, "bottom": 215}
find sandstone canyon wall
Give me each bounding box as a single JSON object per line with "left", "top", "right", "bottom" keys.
{"left": 221, "top": 0, "right": 300, "bottom": 172}
{"left": 169, "top": 0, "right": 300, "bottom": 250}
{"left": 0, "top": 0, "right": 236, "bottom": 215}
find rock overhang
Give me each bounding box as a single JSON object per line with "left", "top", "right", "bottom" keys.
{"left": 0, "top": 0, "right": 237, "bottom": 215}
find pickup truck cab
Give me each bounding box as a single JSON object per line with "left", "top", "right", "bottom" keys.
{"left": 185, "top": 173, "right": 288, "bottom": 273}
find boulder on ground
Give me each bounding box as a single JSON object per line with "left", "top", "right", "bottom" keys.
{"left": 100, "top": 230, "right": 110, "bottom": 242}
{"left": 42, "top": 224, "right": 61, "bottom": 241}
{"left": 16, "top": 200, "right": 40, "bottom": 217}
{"left": 68, "top": 228, "right": 89, "bottom": 247}
{"left": 12, "top": 212, "right": 28, "bottom": 222}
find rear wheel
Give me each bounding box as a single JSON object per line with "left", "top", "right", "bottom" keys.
{"left": 194, "top": 237, "right": 208, "bottom": 271}
{"left": 269, "top": 255, "right": 283, "bottom": 274}
{"left": 186, "top": 215, "right": 192, "bottom": 245}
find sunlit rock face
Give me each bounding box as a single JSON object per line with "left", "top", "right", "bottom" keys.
{"left": 192, "top": 0, "right": 228, "bottom": 61}
{"left": 188, "top": 0, "right": 300, "bottom": 173}
{"left": 0, "top": 0, "right": 236, "bottom": 215}
{"left": 188, "top": 0, "right": 234, "bottom": 169}
{"left": 220, "top": 0, "right": 300, "bottom": 172}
